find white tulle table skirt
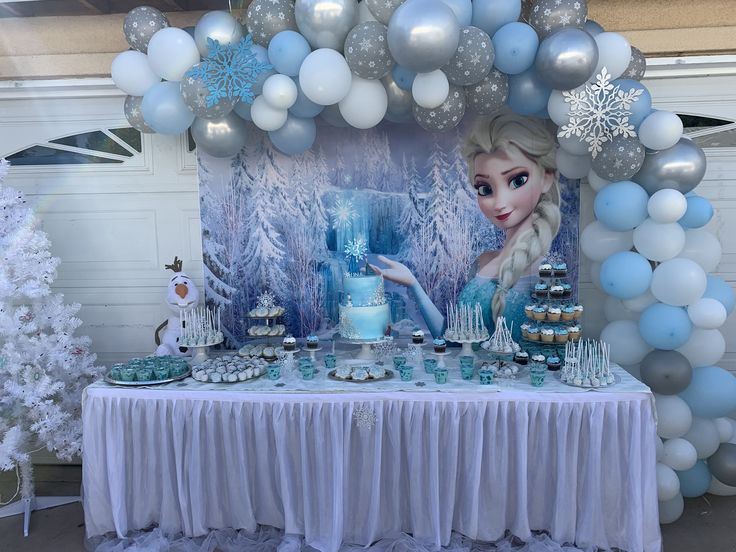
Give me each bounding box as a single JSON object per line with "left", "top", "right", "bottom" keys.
{"left": 82, "top": 385, "right": 661, "bottom": 552}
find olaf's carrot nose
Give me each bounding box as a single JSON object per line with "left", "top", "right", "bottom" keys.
{"left": 175, "top": 283, "right": 188, "bottom": 299}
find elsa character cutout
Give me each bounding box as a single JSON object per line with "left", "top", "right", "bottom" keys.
{"left": 371, "top": 110, "right": 561, "bottom": 339}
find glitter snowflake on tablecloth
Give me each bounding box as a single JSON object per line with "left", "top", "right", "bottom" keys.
{"left": 256, "top": 290, "right": 277, "bottom": 310}
{"left": 328, "top": 199, "right": 358, "bottom": 230}
{"left": 344, "top": 237, "right": 368, "bottom": 262}
{"left": 185, "top": 35, "right": 272, "bottom": 107}
{"left": 353, "top": 404, "right": 377, "bottom": 430}
{"left": 557, "top": 68, "right": 644, "bottom": 158}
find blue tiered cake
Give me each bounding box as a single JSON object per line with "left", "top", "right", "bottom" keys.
{"left": 338, "top": 273, "right": 391, "bottom": 340}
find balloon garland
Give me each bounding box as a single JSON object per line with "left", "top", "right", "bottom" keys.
{"left": 112, "top": 0, "right": 736, "bottom": 521}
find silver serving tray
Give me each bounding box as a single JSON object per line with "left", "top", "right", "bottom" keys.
{"left": 104, "top": 369, "right": 191, "bottom": 387}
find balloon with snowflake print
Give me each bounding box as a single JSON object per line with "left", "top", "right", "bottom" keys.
{"left": 245, "top": 0, "right": 298, "bottom": 47}
{"left": 441, "top": 26, "right": 494, "bottom": 86}
{"left": 529, "top": 0, "right": 587, "bottom": 39}
{"left": 181, "top": 67, "right": 237, "bottom": 119}
{"left": 413, "top": 84, "right": 465, "bottom": 131}
{"left": 123, "top": 6, "right": 169, "bottom": 53}
{"left": 591, "top": 135, "right": 645, "bottom": 181}
{"left": 365, "top": 0, "right": 406, "bottom": 25}
{"left": 124, "top": 95, "right": 155, "bottom": 133}
{"left": 622, "top": 46, "right": 647, "bottom": 81}
{"left": 465, "top": 69, "right": 508, "bottom": 115}
{"left": 344, "top": 22, "right": 393, "bottom": 80}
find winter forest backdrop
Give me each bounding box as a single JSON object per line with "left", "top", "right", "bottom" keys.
{"left": 198, "top": 121, "right": 580, "bottom": 343}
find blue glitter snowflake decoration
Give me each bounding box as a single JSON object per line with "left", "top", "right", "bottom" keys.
{"left": 185, "top": 35, "right": 272, "bottom": 108}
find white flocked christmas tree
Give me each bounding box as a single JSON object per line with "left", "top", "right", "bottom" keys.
{"left": 0, "top": 158, "right": 102, "bottom": 505}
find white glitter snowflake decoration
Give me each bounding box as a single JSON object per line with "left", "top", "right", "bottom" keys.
{"left": 558, "top": 68, "right": 644, "bottom": 158}
{"left": 256, "top": 290, "right": 277, "bottom": 310}
{"left": 353, "top": 405, "right": 377, "bottom": 430}
{"left": 344, "top": 237, "right": 368, "bottom": 262}
{"left": 328, "top": 199, "right": 357, "bottom": 230}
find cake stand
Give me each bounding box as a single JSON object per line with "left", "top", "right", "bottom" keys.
{"left": 305, "top": 346, "right": 322, "bottom": 362}
{"left": 333, "top": 332, "right": 398, "bottom": 360}
{"left": 444, "top": 337, "right": 488, "bottom": 359}
{"left": 406, "top": 340, "right": 427, "bottom": 365}
{"left": 431, "top": 350, "right": 452, "bottom": 368}
{"left": 185, "top": 337, "right": 224, "bottom": 365}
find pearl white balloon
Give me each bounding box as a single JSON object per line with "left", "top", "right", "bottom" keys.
{"left": 715, "top": 417, "right": 735, "bottom": 443}
{"left": 556, "top": 148, "right": 591, "bottom": 179}
{"left": 648, "top": 189, "right": 687, "bottom": 223}
{"left": 633, "top": 219, "right": 685, "bottom": 262}
{"left": 639, "top": 111, "right": 684, "bottom": 151}
{"left": 678, "top": 228, "right": 723, "bottom": 273}
{"left": 622, "top": 290, "right": 658, "bottom": 313}
{"left": 659, "top": 494, "right": 684, "bottom": 524}
{"left": 603, "top": 296, "right": 640, "bottom": 322}
{"left": 656, "top": 462, "right": 681, "bottom": 501}
{"left": 593, "top": 32, "right": 631, "bottom": 80}
{"left": 147, "top": 27, "right": 201, "bottom": 82}
{"left": 262, "top": 74, "right": 299, "bottom": 109}
{"left": 601, "top": 320, "right": 652, "bottom": 365}
{"left": 412, "top": 70, "right": 450, "bottom": 109}
{"left": 651, "top": 258, "right": 707, "bottom": 307}
{"left": 547, "top": 89, "right": 573, "bottom": 126}
{"left": 250, "top": 95, "right": 288, "bottom": 131}
{"left": 299, "top": 49, "right": 353, "bottom": 105}
{"left": 662, "top": 438, "right": 698, "bottom": 471}
{"left": 338, "top": 76, "right": 388, "bottom": 129}
{"left": 683, "top": 417, "right": 720, "bottom": 459}
{"left": 581, "top": 221, "right": 634, "bottom": 262}
{"left": 111, "top": 51, "right": 160, "bottom": 96}
{"left": 676, "top": 328, "right": 726, "bottom": 368}
{"left": 587, "top": 168, "right": 610, "bottom": 193}
{"left": 655, "top": 394, "right": 693, "bottom": 439}
{"left": 688, "top": 298, "right": 728, "bottom": 329}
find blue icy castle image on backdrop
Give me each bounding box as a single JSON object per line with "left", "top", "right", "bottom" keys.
{"left": 198, "top": 115, "right": 580, "bottom": 344}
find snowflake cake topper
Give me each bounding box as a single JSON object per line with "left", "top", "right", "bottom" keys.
{"left": 256, "top": 290, "right": 277, "bottom": 310}
{"left": 185, "top": 35, "right": 272, "bottom": 107}
{"left": 344, "top": 237, "right": 368, "bottom": 262}
{"left": 557, "top": 68, "right": 644, "bottom": 158}
{"left": 328, "top": 199, "right": 357, "bottom": 230}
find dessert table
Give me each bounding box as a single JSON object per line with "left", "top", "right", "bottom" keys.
{"left": 82, "top": 353, "right": 661, "bottom": 552}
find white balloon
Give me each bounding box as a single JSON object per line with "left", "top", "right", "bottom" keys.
{"left": 111, "top": 51, "right": 160, "bottom": 96}
{"left": 603, "top": 296, "right": 640, "bottom": 322}
{"left": 250, "top": 95, "right": 288, "bottom": 131}
{"left": 656, "top": 436, "right": 664, "bottom": 461}
{"left": 589, "top": 261, "right": 603, "bottom": 291}
{"left": 556, "top": 148, "right": 591, "bottom": 179}
{"left": 659, "top": 494, "right": 684, "bottom": 524}
{"left": 688, "top": 298, "right": 728, "bottom": 329}
{"left": 651, "top": 258, "right": 707, "bottom": 307}
{"left": 633, "top": 219, "right": 685, "bottom": 262}
{"left": 262, "top": 74, "right": 299, "bottom": 109}
{"left": 656, "top": 462, "right": 681, "bottom": 501}
{"left": 639, "top": 111, "right": 684, "bottom": 151}
{"left": 593, "top": 32, "right": 631, "bottom": 80}
{"left": 412, "top": 70, "right": 449, "bottom": 109}
{"left": 715, "top": 417, "right": 735, "bottom": 443}
{"left": 581, "top": 221, "right": 634, "bottom": 262}
{"left": 647, "top": 189, "right": 687, "bottom": 224}
{"left": 147, "top": 27, "right": 201, "bottom": 82}
{"left": 683, "top": 417, "right": 720, "bottom": 459}
{"left": 622, "top": 290, "right": 658, "bottom": 313}
{"left": 587, "top": 168, "right": 610, "bottom": 193}
{"left": 299, "top": 49, "right": 353, "bottom": 105}
{"left": 708, "top": 476, "right": 736, "bottom": 496}
{"left": 655, "top": 394, "right": 693, "bottom": 439}
{"left": 678, "top": 228, "right": 722, "bottom": 273}
{"left": 662, "top": 438, "right": 698, "bottom": 471}
{"left": 338, "top": 76, "right": 388, "bottom": 129}
{"left": 676, "top": 328, "right": 726, "bottom": 368}
{"left": 600, "top": 320, "right": 652, "bottom": 365}
{"left": 547, "top": 89, "right": 573, "bottom": 126}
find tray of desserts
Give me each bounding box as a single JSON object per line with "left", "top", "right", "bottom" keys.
{"left": 328, "top": 360, "right": 394, "bottom": 383}
{"left": 246, "top": 306, "right": 286, "bottom": 319}
{"left": 192, "top": 354, "right": 268, "bottom": 383}
{"left": 246, "top": 324, "right": 286, "bottom": 337}
{"left": 238, "top": 343, "right": 279, "bottom": 361}
{"left": 104, "top": 356, "right": 191, "bottom": 386}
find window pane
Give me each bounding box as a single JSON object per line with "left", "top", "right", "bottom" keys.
{"left": 109, "top": 127, "right": 142, "bottom": 152}
{"left": 187, "top": 129, "right": 196, "bottom": 153}
{"left": 50, "top": 130, "right": 132, "bottom": 157}
{"left": 678, "top": 114, "right": 734, "bottom": 130}
{"left": 7, "top": 146, "right": 124, "bottom": 165}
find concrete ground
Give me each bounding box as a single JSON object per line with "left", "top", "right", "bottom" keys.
{"left": 1, "top": 465, "right": 735, "bottom": 552}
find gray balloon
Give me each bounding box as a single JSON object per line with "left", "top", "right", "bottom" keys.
{"left": 194, "top": 11, "right": 244, "bottom": 57}
{"left": 529, "top": 0, "right": 588, "bottom": 39}
{"left": 633, "top": 138, "right": 707, "bottom": 195}
{"left": 295, "top": 0, "right": 359, "bottom": 51}
{"left": 535, "top": 27, "right": 598, "bottom": 90}
{"left": 413, "top": 84, "right": 465, "bottom": 132}
{"left": 344, "top": 22, "right": 393, "bottom": 79}
{"left": 387, "top": 0, "right": 461, "bottom": 73}
{"left": 441, "top": 26, "right": 494, "bottom": 86}
{"left": 124, "top": 95, "right": 155, "bottom": 133}
{"left": 245, "top": 0, "right": 298, "bottom": 47}
{"left": 709, "top": 443, "right": 736, "bottom": 487}
{"left": 640, "top": 349, "right": 692, "bottom": 395}
{"left": 365, "top": 0, "right": 406, "bottom": 24}
{"left": 591, "top": 135, "right": 645, "bottom": 181}
{"left": 465, "top": 69, "right": 508, "bottom": 115}
{"left": 320, "top": 103, "right": 351, "bottom": 127}
{"left": 180, "top": 66, "right": 237, "bottom": 119}
{"left": 123, "top": 6, "right": 169, "bottom": 53}
{"left": 382, "top": 72, "right": 413, "bottom": 122}
{"left": 622, "top": 46, "right": 647, "bottom": 81}
{"left": 191, "top": 113, "right": 250, "bottom": 158}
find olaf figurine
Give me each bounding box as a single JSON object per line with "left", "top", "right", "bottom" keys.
{"left": 154, "top": 256, "right": 200, "bottom": 357}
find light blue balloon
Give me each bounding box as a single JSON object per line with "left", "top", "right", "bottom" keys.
{"left": 492, "top": 22, "right": 539, "bottom": 75}
{"left": 472, "top": 0, "right": 521, "bottom": 38}
{"left": 392, "top": 65, "right": 416, "bottom": 91}
{"left": 251, "top": 44, "right": 276, "bottom": 95}
{"left": 269, "top": 115, "right": 317, "bottom": 155}
{"left": 141, "top": 82, "right": 195, "bottom": 135}
{"left": 289, "top": 77, "right": 324, "bottom": 118}
{"left": 703, "top": 276, "right": 735, "bottom": 315}
{"left": 593, "top": 180, "right": 649, "bottom": 231}
{"left": 613, "top": 79, "right": 652, "bottom": 128}
{"left": 680, "top": 195, "right": 714, "bottom": 229}
{"left": 440, "top": 0, "right": 472, "bottom": 26}
{"left": 676, "top": 461, "right": 711, "bottom": 498}
{"left": 268, "top": 30, "right": 311, "bottom": 77}
{"left": 507, "top": 68, "right": 551, "bottom": 116}
{"left": 600, "top": 251, "right": 653, "bottom": 300}
{"left": 639, "top": 303, "right": 692, "bottom": 350}
{"left": 680, "top": 366, "right": 736, "bottom": 419}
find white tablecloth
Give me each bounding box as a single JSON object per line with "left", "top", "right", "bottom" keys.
{"left": 82, "top": 366, "right": 661, "bottom": 552}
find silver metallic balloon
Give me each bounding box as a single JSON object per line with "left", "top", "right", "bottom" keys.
{"left": 387, "top": 0, "right": 461, "bottom": 73}
{"left": 441, "top": 26, "right": 494, "bottom": 86}
{"left": 591, "top": 135, "right": 645, "bottom": 181}
{"left": 465, "top": 69, "right": 508, "bottom": 115}
{"left": 640, "top": 350, "right": 692, "bottom": 395}
{"left": 180, "top": 66, "right": 237, "bottom": 119}
{"left": 529, "top": 0, "right": 587, "bottom": 39}
{"left": 124, "top": 95, "right": 155, "bottom": 133}
{"left": 622, "top": 46, "right": 647, "bottom": 81}
{"left": 382, "top": 72, "right": 413, "bottom": 122}
{"left": 535, "top": 27, "right": 598, "bottom": 90}
{"left": 320, "top": 103, "right": 351, "bottom": 127}
{"left": 191, "top": 113, "right": 250, "bottom": 158}
{"left": 295, "top": 0, "right": 359, "bottom": 51}
{"left": 344, "top": 22, "right": 393, "bottom": 79}
{"left": 123, "top": 6, "right": 169, "bottom": 53}
{"left": 633, "top": 138, "right": 707, "bottom": 196}
{"left": 413, "top": 84, "right": 465, "bottom": 131}
{"left": 194, "top": 11, "right": 244, "bottom": 57}
{"left": 365, "top": 0, "right": 406, "bottom": 24}
{"left": 245, "top": 0, "right": 298, "bottom": 47}
{"left": 583, "top": 19, "right": 604, "bottom": 37}
{"left": 709, "top": 444, "right": 736, "bottom": 487}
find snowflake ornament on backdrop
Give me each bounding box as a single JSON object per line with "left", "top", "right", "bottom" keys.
{"left": 327, "top": 199, "right": 358, "bottom": 230}
{"left": 557, "top": 68, "right": 644, "bottom": 158}
{"left": 185, "top": 35, "right": 272, "bottom": 107}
